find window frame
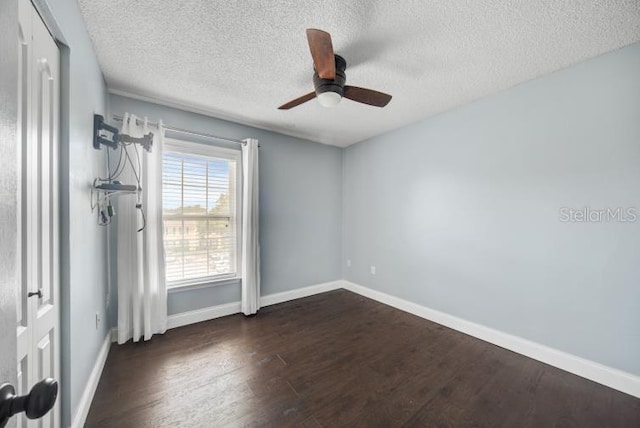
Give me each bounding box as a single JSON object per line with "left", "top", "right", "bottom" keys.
{"left": 162, "top": 137, "right": 242, "bottom": 289}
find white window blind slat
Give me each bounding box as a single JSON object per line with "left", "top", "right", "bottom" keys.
{"left": 162, "top": 149, "right": 238, "bottom": 285}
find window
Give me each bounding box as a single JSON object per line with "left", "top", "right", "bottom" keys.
{"left": 162, "top": 139, "right": 241, "bottom": 287}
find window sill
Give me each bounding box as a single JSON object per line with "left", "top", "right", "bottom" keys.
{"left": 167, "top": 277, "right": 241, "bottom": 293}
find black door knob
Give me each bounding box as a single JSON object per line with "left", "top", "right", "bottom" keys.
{"left": 27, "top": 290, "right": 42, "bottom": 299}
{"left": 0, "top": 378, "right": 58, "bottom": 428}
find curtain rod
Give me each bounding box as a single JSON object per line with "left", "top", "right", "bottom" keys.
{"left": 112, "top": 114, "right": 247, "bottom": 146}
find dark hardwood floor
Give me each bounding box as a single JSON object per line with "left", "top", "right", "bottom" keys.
{"left": 86, "top": 289, "right": 640, "bottom": 427}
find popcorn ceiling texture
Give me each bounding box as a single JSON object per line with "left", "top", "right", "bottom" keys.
{"left": 77, "top": 0, "right": 640, "bottom": 147}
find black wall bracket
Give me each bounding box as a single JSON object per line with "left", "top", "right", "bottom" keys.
{"left": 93, "top": 114, "right": 154, "bottom": 152}
{"left": 0, "top": 379, "right": 58, "bottom": 428}
{"left": 93, "top": 114, "right": 119, "bottom": 150}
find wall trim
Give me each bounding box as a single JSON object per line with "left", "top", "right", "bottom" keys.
{"left": 70, "top": 331, "right": 111, "bottom": 428}
{"left": 108, "top": 89, "right": 253, "bottom": 130}
{"left": 108, "top": 89, "right": 329, "bottom": 147}
{"left": 340, "top": 280, "right": 640, "bottom": 399}
{"left": 166, "top": 301, "right": 242, "bottom": 330}
{"left": 165, "top": 280, "right": 343, "bottom": 330}
{"left": 259, "top": 280, "right": 343, "bottom": 307}
{"left": 110, "top": 327, "right": 118, "bottom": 343}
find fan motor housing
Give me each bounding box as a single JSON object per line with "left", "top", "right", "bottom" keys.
{"left": 313, "top": 55, "right": 347, "bottom": 97}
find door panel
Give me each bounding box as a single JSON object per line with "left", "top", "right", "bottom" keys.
{"left": 17, "top": 4, "right": 31, "bottom": 333}
{"left": 37, "top": 333, "right": 53, "bottom": 428}
{"left": 17, "top": 1, "right": 61, "bottom": 427}
{"left": 17, "top": 7, "right": 32, "bottom": 426}
{"left": 17, "top": 357, "right": 28, "bottom": 428}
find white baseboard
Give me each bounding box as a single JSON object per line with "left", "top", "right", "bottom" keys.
{"left": 166, "top": 301, "right": 242, "bottom": 330}
{"left": 259, "top": 280, "right": 343, "bottom": 307}
{"left": 70, "top": 331, "right": 112, "bottom": 428}
{"left": 165, "top": 280, "right": 343, "bottom": 330}
{"left": 341, "top": 280, "right": 640, "bottom": 399}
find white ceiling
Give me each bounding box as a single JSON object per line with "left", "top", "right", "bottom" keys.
{"left": 77, "top": 0, "right": 640, "bottom": 147}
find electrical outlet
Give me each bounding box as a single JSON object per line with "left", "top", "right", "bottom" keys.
{"left": 346, "top": 259, "right": 352, "bottom": 268}
{"left": 370, "top": 266, "right": 376, "bottom": 275}
{"left": 95, "top": 312, "right": 101, "bottom": 330}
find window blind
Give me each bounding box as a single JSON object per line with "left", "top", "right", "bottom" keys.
{"left": 162, "top": 150, "right": 238, "bottom": 284}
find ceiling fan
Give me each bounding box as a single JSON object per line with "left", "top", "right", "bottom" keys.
{"left": 278, "top": 29, "right": 392, "bottom": 110}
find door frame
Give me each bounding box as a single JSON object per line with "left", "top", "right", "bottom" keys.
{"left": 0, "top": 0, "right": 21, "bottom": 417}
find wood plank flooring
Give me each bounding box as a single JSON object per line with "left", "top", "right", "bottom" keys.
{"left": 85, "top": 289, "right": 640, "bottom": 427}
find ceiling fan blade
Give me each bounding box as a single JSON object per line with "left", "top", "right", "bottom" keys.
{"left": 343, "top": 86, "right": 392, "bottom": 107}
{"left": 306, "top": 29, "right": 336, "bottom": 80}
{"left": 278, "top": 91, "right": 317, "bottom": 110}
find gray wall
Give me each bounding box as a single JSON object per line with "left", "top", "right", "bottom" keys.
{"left": 0, "top": 1, "right": 19, "bottom": 426}
{"left": 343, "top": 43, "right": 640, "bottom": 376}
{"left": 108, "top": 94, "right": 343, "bottom": 318}
{"left": 39, "top": 0, "right": 110, "bottom": 425}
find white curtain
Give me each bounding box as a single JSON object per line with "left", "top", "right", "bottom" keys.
{"left": 117, "top": 113, "right": 167, "bottom": 343}
{"left": 241, "top": 138, "right": 260, "bottom": 315}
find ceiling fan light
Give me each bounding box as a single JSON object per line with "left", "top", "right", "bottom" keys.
{"left": 317, "top": 91, "right": 342, "bottom": 107}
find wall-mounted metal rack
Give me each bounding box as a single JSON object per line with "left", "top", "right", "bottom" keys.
{"left": 90, "top": 179, "right": 139, "bottom": 226}
{"left": 91, "top": 114, "right": 152, "bottom": 228}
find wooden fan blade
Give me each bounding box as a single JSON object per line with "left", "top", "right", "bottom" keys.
{"left": 306, "top": 29, "right": 336, "bottom": 80}
{"left": 343, "top": 86, "right": 392, "bottom": 107}
{"left": 278, "top": 91, "right": 317, "bottom": 110}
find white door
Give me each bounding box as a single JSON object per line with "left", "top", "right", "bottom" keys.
{"left": 16, "top": 0, "right": 61, "bottom": 427}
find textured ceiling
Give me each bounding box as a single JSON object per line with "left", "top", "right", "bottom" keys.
{"left": 78, "top": 0, "right": 640, "bottom": 147}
